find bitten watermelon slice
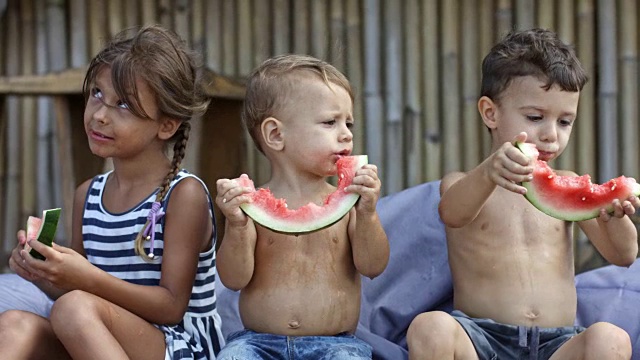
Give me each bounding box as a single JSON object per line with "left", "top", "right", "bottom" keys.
{"left": 26, "top": 208, "right": 62, "bottom": 260}
{"left": 516, "top": 142, "right": 640, "bottom": 221}
{"left": 237, "top": 155, "right": 367, "bottom": 234}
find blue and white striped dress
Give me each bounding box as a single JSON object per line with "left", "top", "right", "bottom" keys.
{"left": 82, "top": 169, "right": 224, "bottom": 359}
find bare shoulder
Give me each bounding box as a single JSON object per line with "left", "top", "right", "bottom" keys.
{"left": 440, "top": 171, "right": 467, "bottom": 194}
{"left": 167, "top": 176, "right": 209, "bottom": 205}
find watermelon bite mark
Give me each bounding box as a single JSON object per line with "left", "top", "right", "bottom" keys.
{"left": 516, "top": 142, "right": 640, "bottom": 221}
{"left": 238, "top": 155, "right": 367, "bottom": 234}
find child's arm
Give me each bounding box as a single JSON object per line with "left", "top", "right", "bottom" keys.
{"left": 578, "top": 195, "right": 640, "bottom": 267}
{"left": 24, "top": 178, "right": 212, "bottom": 325}
{"left": 346, "top": 164, "right": 390, "bottom": 279}
{"left": 439, "top": 132, "right": 534, "bottom": 227}
{"left": 215, "top": 177, "right": 258, "bottom": 290}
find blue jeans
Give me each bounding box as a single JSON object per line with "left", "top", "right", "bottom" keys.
{"left": 217, "top": 329, "right": 372, "bottom": 360}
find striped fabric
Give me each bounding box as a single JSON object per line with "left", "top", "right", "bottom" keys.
{"left": 82, "top": 169, "right": 224, "bottom": 359}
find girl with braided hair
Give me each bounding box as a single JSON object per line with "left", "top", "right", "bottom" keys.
{"left": 0, "top": 25, "right": 224, "bottom": 359}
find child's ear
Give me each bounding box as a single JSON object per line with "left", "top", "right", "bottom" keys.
{"left": 158, "top": 118, "right": 181, "bottom": 140}
{"left": 261, "top": 117, "right": 284, "bottom": 151}
{"left": 478, "top": 96, "right": 498, "bottom": 129}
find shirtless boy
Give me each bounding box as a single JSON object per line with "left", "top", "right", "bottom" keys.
{"left": 215, "top": 54, "right": 390, "bottom": 359}
{"left": 407, "top": 28, "right": 639, "bottom": 360}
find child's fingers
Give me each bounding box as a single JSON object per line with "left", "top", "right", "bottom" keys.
{"left": 16, "top": 230, "right": 27, "bottom": 245}
{"left": 26, "top": 239, "right": 56, "bottom": 260}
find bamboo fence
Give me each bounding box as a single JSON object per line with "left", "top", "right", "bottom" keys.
{"left": 1, "top": 0, "right": 640, "bottom": 273}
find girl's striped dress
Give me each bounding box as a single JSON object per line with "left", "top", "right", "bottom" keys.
{"left": 82, "top": 169, "right": 224, "bottom": 359}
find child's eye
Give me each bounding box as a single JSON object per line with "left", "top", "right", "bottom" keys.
{"left": 116, "top": 100, "right": 129, "bottom": 110}
{"left": 526, "top": 115, "right": 543, "bottom": 121}
{"left": 91, "top": 87, "right": 103, "bottom": 99}
{"left": 324, "top": 120, "right": 336, "bottom": 125}
{"left": 559, "top": 118, "right": 573, "bottom": 126}
{"left": 346, "top": 121, "right": 354, "bottom": 129}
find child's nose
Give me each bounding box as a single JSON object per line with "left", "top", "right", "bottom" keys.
{"left": 540, "top": 123, "right": 558, "bottom": 142}
{"left": 93, "top": 103, "right": 109, "bottom": 123}
{"left": 339, "top": 124, "right": 353, "bottom": 142}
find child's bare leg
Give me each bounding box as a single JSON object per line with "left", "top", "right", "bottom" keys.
{"left": 49, "top": 290, "right": 166, "bottom": 360}
{"left": 550, "top": 322, "right": 631, "bottom": 360}
{"left": 0, "top": 310, "right": 71, "bottom": 360}
{"left": 407, "top": 311, "right": 478, "bottom": 360}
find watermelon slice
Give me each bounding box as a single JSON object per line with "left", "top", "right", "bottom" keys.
{"left": 237, "top": 155, "right": 367, "bottom": 234}
{"left": 516, "top": 142, "right": 640, "bottom": 221}
{"left": 25, "top": 208, "right": 62, "bottom": 260}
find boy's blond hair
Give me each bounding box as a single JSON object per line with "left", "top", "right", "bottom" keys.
{"left": 242, "top": 54, "right": 353, "bottom": 153}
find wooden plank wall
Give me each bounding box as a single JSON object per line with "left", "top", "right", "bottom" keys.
{"left": 1, "top": 0, "right": 639, "bottom": 272}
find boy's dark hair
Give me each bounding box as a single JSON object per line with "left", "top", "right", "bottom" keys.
{"left": 83, "top": 25, "right": 210, "bottom": 261}
{"left": 481, "top": 28, "right": 588, "bottom": 102}
{"left": 242, "top": 54, "right": 353, "bottom": 153}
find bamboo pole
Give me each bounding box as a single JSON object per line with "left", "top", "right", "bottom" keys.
{"left": 596, "top": 0, "right": 618, "bottom": 182}
{"left": 222, "top": 0, "right": 236, "bottom": 76}
{"left": 158, "top": 0, "right": 173, "bottom": 30}
{"left": 618, "top": 0, "right": 638, "bottom": 177}
{"left": 461, "top": 0, "right": 480, "bottom": 172}
{"left": 250, "top": 0, "right": 271, "bottom": 184}
{"left": 576, "top": 0, "right": 596, "bottom": 177}
{"left": 495, "top": 0, "right": 513, "bottom": 42}
{"left": 555, "top": 0, "right": 576, "bottom": 172}
{"left": 404, "top": 0, "right": 421, "bottom": 187}
{"left": 536, "top": 0, "right": 554, "bottom": 29}
{"left": 174, "top": 0, "right": 190, "bottom": 45}
{"left": 108, "top": 0, "right": 124, "bottom": 37}
{"left": 192, "top": 0, "right": 205, "bottom": 56}
{"left": 53, "top": 97, "right": 75, "bottom": 242}
{"left": 141, "top": 0, "right": 157, "bottom": 26}
{"left": 0, "top": 96, "right": 5, "bottom": 267}
{"left": 273, "top": 0, "right": 290, "bottom": 56}
{"left": 35, "top": 0, "right": 53, "bottom": 213}
{"left": 345, "top": 0, "right": 364, "bottom": 156}
{"left": 422, "top": 0, "right": 440, "bottom": 181}
{"left": 293, "top": 0, "right": 309, "bottom": 54}
{"left": 479, "top": 0, "right": 493, "bottom": 159}
{"left": 69, "top": 0, "right": 88, "bottom": 68}
{"left": 329, "top": 0, "right": 345, "bottom": 71}
{"left": 124, "top": 0, "right": 138, "bottom": 28}
{"left": 20, "top": 0, "right": 36, "bottom": 233}
{"left": 515, "top": 0, "right": 534, "bottom": 30}
{"left": 310, "top": 0, "right": 328, "bottom": 59}
{"left": 88, "top": 1, "right": 108, "bottom": 58}
{"left": 237, "top": 0, "right": 252, "bottom": 75}
{"left": 47, "top": 0, "right": 69, "bottom": 241}
{"left": 205, "top": 0, "right": 222, "bottom": 71}
{"left": 383, "top": 0, "right": 404, "bottom": 193}
{"left": 2, "top": 0, "right": 21, "bottom": 265}
{"left": 362, "top": 0, "right": 385, "bottom": 188}
{"left": 441, "top": 0, "right": 461, "bottom": 174}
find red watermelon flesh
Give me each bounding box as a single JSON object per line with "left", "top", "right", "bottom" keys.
{"left": 517, "top": 142, "right": 640, "bottom": 221}
{"left": 237, "top": 155, "right": 367, "bottom": 233}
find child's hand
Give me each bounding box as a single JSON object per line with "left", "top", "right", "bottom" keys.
{"left": 484, "top": 132, "right": 534, "bottom": 194}
{"left": 346, "top": 164, "right": 381, "bottom": 214}
{"left": 216, "top": 177, "right": 253, "bottom": 227}
{"left": 599, "top": 196, "right": 640, "bottom": 222}
{"left": 8, "top": 230, "right": 40, "bottom": 282}
{"left": 17, "top": 240, "right": 96, "bottom": 291}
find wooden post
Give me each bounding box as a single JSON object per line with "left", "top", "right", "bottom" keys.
{"left": 422, "top": 0, "right": 441, "bottom": 181}
{"left": 462, "top": 0, "right": 480, "bottom": 172}
{"left": 442, "top": 0, "right": 461, "bottom": 174}
{"left": 404, "top": 0, "right": 422, "bottom": 187}
{"left": 556, "top": 0, "right": 576, "bottom": 172}
{"left": 345, "top": 0, "right": 364, "bottom": 156}
{"left": 618, "top": 0, "right": 638, "bottom": 176}
{"left": 53, "top": 96, "right": 75, "bottom": 243}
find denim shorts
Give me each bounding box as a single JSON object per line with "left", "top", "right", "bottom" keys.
{"left": 451, "top": 310, "right": 585, "bottom": 360}
{"left": 217, "top": 329, "right": 372, "bottom": 360}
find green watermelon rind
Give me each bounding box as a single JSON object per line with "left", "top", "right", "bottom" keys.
{"left": 29, "top": 208, "right": 62, "bottom": 260}
{"left": 516, "top": 142, "right": 640, "bottom": 221}
{"left": 240, "top": 156, "right": 367, "bottom": 234}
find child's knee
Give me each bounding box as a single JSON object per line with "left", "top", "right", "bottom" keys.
{"left": 585, "top": 322, "right": 632, "bottom": 358}
{"left": 407, "top": 311, "right": 458, "bottom": 346}
{"left": 50, "top": 290, "right": 101, "bottom": 330}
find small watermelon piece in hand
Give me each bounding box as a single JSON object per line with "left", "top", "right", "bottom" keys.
{"left": 25, "top": 208, "right": 62, "bottom": 260}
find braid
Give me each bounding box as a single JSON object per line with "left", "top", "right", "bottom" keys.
{"left": 134, "top": 122, "right": 191, "bottom": 261}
